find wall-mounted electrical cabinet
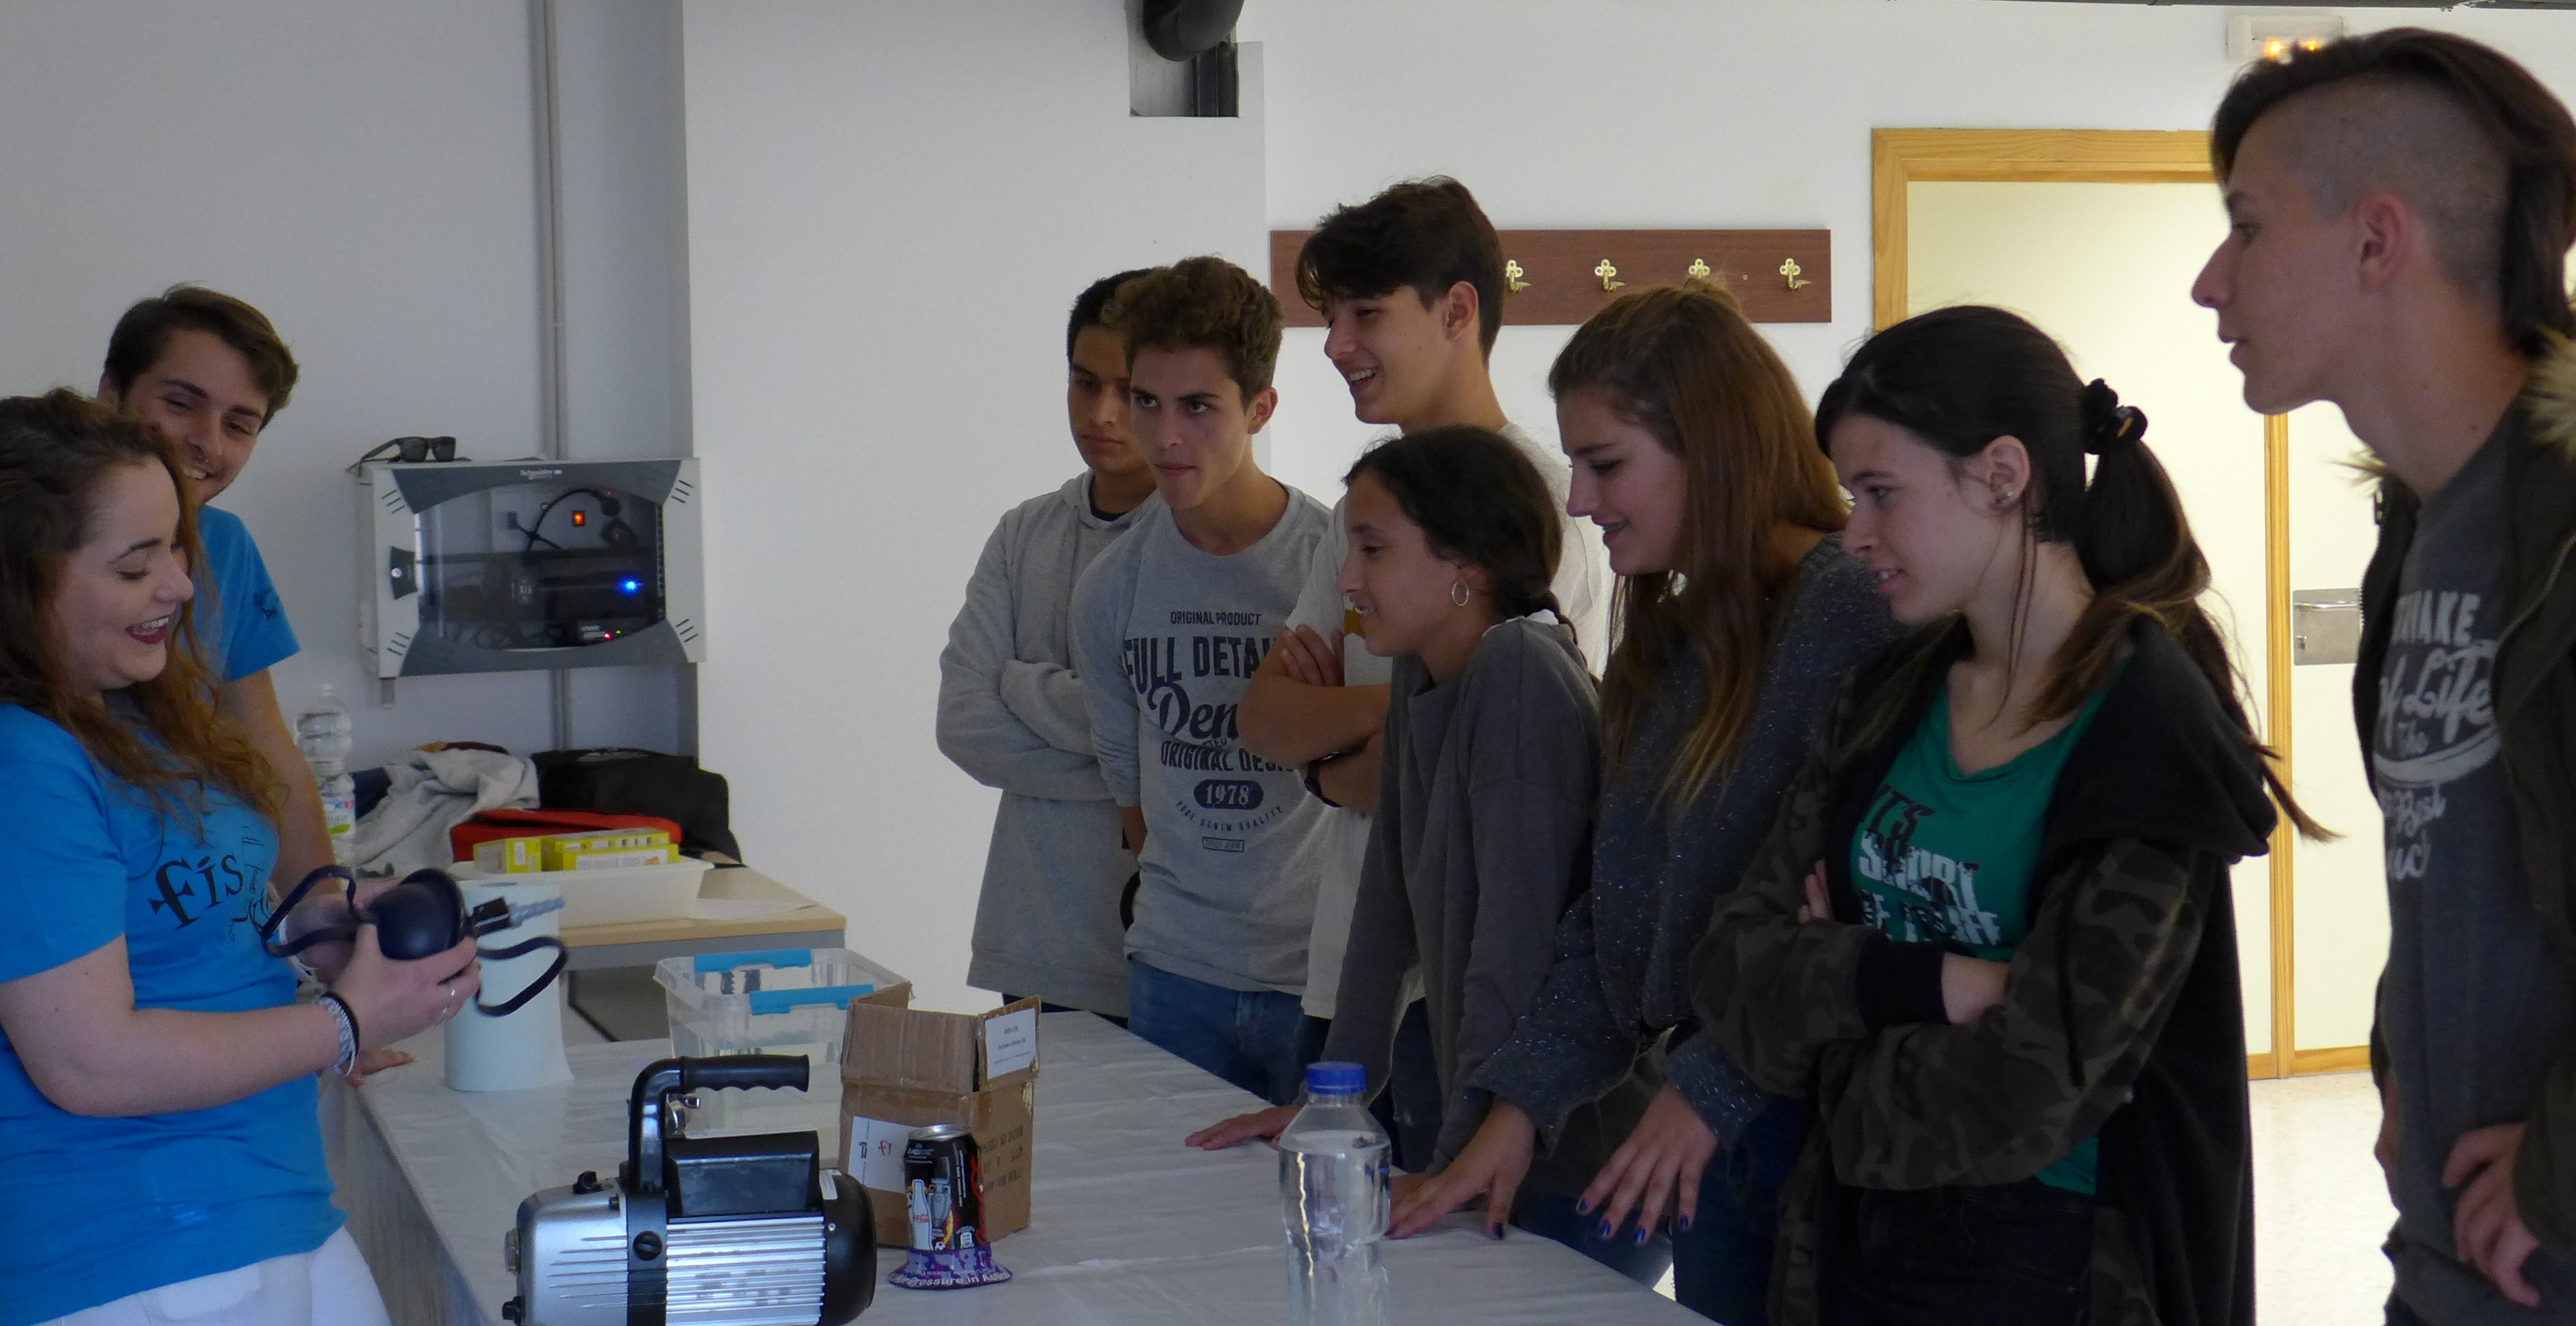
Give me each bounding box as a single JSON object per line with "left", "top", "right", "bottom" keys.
{"left": 358, "top": 459, "right": 704, "bottom": 678}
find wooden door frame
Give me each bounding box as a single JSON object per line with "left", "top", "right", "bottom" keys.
{"left": 1871, "top": 128, "right": 2328, "bottom": 1080}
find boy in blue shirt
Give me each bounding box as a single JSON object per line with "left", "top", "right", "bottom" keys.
{"left": 94, "top": 287, "right": 329, "bottom": 894}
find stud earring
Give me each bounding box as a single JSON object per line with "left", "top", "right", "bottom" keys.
{"left": 1450, "top": 581, "right": 1472, "bottom": 607}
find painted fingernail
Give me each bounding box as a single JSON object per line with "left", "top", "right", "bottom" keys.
{"left": 1575, "top": 1198, "right": 1594, "bottom": 1214}
{"left": 1597, "top": 1220, "right": 1616, "bottom": 1239}
{"left": 1635, "top": 1226, "right": 1650, "bottom": 1245}
{"left": 1678, "top": 1216, "right": 1693, "bottom": 1233}
{"left": 1489, "top": 1225, "right": 1505, "bottom": 1241}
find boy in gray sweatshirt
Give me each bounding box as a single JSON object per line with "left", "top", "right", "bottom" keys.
{"left": 938, "top": 270, "right": 1157, "bottom": 1019}
{"left": 1074, "top": 257, "right": 1336, "bottom": 1105}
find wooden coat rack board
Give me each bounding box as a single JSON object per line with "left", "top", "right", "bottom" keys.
{"left": 1269, "top": 228, "right": 1831, "bottom": 327}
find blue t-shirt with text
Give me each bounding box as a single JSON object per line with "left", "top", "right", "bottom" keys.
{"left": 195, "top": 505, "right": 298, "bottom": 683}
{"left": 0, "top": 705, "right": 339, "bottom": 1323}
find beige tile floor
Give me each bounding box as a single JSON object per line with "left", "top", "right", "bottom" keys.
{"left": 2253, "top": 1070, "right": 2396, "bottom": 1325}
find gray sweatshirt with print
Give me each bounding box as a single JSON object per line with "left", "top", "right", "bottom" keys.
{"left": 939, "top": 473, "right": 1156, "bottom": 1016}
{"left": 1074, "top": 491, "right": 1336, "bottom": 995}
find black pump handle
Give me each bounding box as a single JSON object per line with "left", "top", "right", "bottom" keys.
{"left": 626, "top": 1055, "right": 812, "bottom": 1193}
{"left": 683, "top": 1054, "right": 810, "bottom": 1093}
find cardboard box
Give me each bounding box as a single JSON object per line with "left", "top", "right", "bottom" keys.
{"left": 838, "top": 997, "right": 1042, "bottom": 1246}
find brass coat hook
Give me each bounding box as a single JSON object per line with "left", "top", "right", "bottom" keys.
{"left": 1505, "top": 259, "right": 1531, "bottom": 294}
{"left": 1594, "top": 259, "right": 1625, "bottom": 293}
{"left": 1687, "top": 258, "right": 1713, "bottom": 281}
{"left": 1780, "top": 258, "right": 1812, "bottom": 291}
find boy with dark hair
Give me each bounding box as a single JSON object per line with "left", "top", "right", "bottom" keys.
{"left": 1073, "top": 256, "right": 1335, "bottom": 1104}
{"left": 2197, "top": 29, "right": 2576, "bottom": 1321}
{"left": 95, "top": 286, "right": 332, "bottom": 897}
{"left": 939, "top": 269, "right": 1159, "bottom": 1020}
{"left": 1233, "top": 177, "right": 1609, "bottom": 1163}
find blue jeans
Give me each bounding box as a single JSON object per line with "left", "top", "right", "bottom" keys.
{"left": 1512, "top": 1190, "right": 1677, "bottom": 1288}
{"left": 1671, "top": 1096, "right": 1809, "bottom": 1324}
{"left": 1127, "top": 958, "right": 1321, "bottom": 1105}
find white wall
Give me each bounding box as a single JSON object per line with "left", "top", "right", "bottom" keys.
{"left": 0, "top": 0, "right": 693, "bottom": 769}
{"left": 682, "top": 1, "right": 1268, "bottom": 1011}
{"left": 1240, "top": 0, "right": 2576, "bottom": 499}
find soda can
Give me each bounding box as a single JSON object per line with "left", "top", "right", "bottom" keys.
{"left": 903, "top": 1124, "right": 982, "bottom": 1253}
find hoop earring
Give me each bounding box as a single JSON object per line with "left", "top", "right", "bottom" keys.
{"left": 1450, "top": 581, "right": 1471, "bottom": 607}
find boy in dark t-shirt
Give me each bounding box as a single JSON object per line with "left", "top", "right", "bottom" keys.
{"left": 2199, "top": 31, "right": 2576, "bottom": 1319}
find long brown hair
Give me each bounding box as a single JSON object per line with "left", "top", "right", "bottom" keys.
{"left": 1816, "top": 306, "right": 2323, "bottom": 837}
{"left": 0, "top": 390, "right": 281, "bottom": 821}
{"left": 1550, "top": 281, "right": 1846, "bottom": 808}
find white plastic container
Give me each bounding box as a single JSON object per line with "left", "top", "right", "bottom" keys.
{"left": 657, "top": 947, "right": 908, "bottom": 1129}
{"left": 452, "top": 856, "right": 710, "bottom": 928}
{"left": 444, "top": 879, "right": 573, "bottom": 1093}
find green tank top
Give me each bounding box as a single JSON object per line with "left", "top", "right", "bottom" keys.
{"left": 1849, "top": 682, "right": 2110, "bottom": 1194}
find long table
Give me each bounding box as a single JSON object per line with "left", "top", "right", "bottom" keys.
{"left": 328, "top": 1011, "right": 1702, "bottom": 1325}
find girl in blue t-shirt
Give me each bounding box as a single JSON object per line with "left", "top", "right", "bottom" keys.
{"left": 0, "top": 390, "right": 481, "bottom": 1325}
{"left": 1695, "top": 308, "right": 2323, "bottom": 1325}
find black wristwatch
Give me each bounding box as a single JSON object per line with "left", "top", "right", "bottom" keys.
{"left": 1303, "top": 751, "right": 1350, "bottom": 808}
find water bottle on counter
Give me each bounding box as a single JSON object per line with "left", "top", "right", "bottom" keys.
{"left": 1279, "top": 1061, "right": 1391, "bottom": 1326}
{"left": 294, "top": 685, "right": 356, "bottom": 867}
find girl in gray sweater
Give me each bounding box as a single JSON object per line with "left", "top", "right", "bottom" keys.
{"left": 1187, "top": 425, "right": 1665, "bottom": 1281}
{"left": 1395, "top": 283, "right": 1903, "bottom": 1324}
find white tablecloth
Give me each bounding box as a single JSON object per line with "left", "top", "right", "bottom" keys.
{"left": 328, "top": 1012, "right": 1700, "bottom": 1325}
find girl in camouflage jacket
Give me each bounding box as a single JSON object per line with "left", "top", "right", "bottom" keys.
{"left": 1695, "top": 307, "right": 2316, "bottom": 1326}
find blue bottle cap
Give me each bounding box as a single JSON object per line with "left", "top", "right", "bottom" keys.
{"left": 1305, "top": 1061, "right": 1365, "bottom": 1095}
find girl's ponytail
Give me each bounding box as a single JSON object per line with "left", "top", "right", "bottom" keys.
{"left": 1818, "top": 309, "right": 2325, "bottom": 839}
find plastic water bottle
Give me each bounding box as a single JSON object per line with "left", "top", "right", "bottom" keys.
{"left": 294, "top": 686, "right": 357, "bottom": 867}
{"left": 1280, "top": 1061, "right": 1391, "bottom": 1326}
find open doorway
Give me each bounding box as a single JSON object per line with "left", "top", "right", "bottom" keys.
{"left": 1874, "top": 127, "right": 2394, "bottom": 1323}
{"left": 1873, "top": 127, "right": 2381, "bottom": 1081}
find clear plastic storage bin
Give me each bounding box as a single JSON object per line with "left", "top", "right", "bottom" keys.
{"left": 656, "top": 947, "right": 908, "bottom": 1064}
{"left": 655, "top": 947, "right": 909, "bottom": 1130}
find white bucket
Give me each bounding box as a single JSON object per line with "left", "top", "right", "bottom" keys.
{"left": 444, "top": 880, "right": 574, "bottom": 1093}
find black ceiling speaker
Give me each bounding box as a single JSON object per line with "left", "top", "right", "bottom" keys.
{"left": 1141, "top": 0, "right": 1244, "bottom": 61}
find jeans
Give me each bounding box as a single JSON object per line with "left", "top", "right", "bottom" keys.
{"left": 1671, "top": 1095, "right": 1809, "bottom": 1324}
{"left": 1512, "top": 1190, "right": 1677, "bottom": 1287}
{"left": 1822, "top": 1178, "right": 2095, "bottom": 1326}
{"left": 1127, "top": 957, "right": 1321, "bottom": 1105}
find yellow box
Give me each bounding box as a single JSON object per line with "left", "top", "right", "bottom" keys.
{"left": 472, "top": 835, "right": 548, "bottom": 874}
{"left": 542, "top": 828, "right": 674, "bottom": 871}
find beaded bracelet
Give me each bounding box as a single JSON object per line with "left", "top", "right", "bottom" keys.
{"left": 317, "top": 992, "right": 360, "bottom": 1076}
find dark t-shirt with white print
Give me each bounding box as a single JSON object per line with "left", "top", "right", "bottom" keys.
{"left": 2377, "top": 420, "right": 2576, "bottom": 1321}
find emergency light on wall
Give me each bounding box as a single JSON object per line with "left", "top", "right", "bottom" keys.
{"left": 2227, "top": 13, "right": 2345, "bottom": 66}
{"left": 357, "top": 458, "right": 706, "bottom": 680}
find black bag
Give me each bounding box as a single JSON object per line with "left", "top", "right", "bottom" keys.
{"left": 532, "top": 748, "right": 743, "bottom": 861}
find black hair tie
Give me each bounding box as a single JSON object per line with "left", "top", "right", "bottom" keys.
{"left": 2080, "top": 379, "right": 2148, "bottom": 456}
